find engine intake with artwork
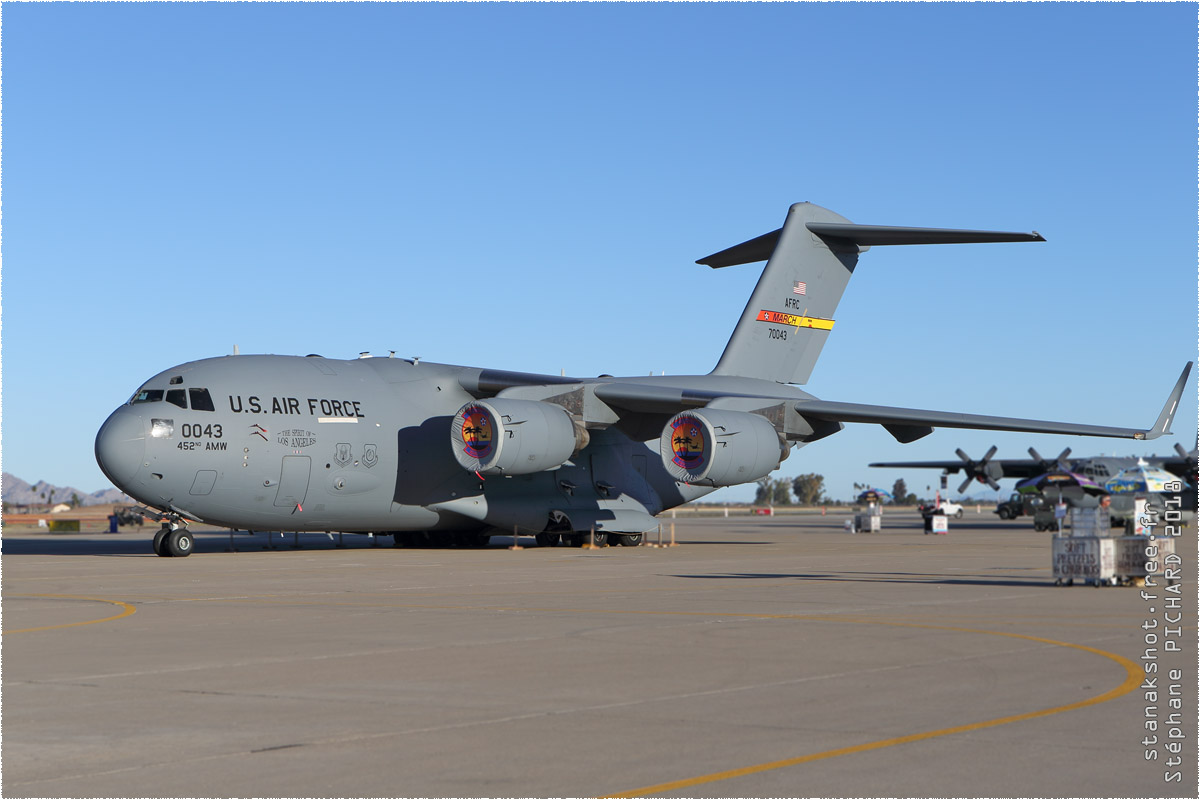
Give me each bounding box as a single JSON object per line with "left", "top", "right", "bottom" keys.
{"left": 660, "top": 409, "right": 787, "bottom": 487}
{"left": 451, "top": 398, "right": 590, "bottom": 476}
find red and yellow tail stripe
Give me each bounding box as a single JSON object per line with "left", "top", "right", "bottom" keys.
{"left": 755, "top": 309, "right": 835, "bottom": 330}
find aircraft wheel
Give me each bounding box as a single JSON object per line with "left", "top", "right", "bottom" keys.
{"left": 586, "top": 532, "right": 609, "bottom": 547}
{"left": 153, "top": 528, "right": 169, "bottom": 556}
{"left": 536, "top": 533, "right": 560, "bottom": 547}
{"left": 615, "top": 533, "right": 643, "bottom": 547}
{"left": 164, "top": 529, "right": 194, "bottom": 558}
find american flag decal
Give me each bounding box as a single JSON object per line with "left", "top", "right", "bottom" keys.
{"left": 793, "top": 281, "right": 806, "bottom": 295}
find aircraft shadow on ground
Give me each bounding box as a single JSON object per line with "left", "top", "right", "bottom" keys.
{"left": 0, "top": 532, "right": 394, "bottom": 557}
{"left": 2, "top": 536, "right": 155, "bottom": 557}
{"left": 670, "top": 571, "right": 1049, "bottom": 588}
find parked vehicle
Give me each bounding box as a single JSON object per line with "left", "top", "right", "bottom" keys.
{"left": 918, "top": 500, "right": 964, "bottom": 519}
{"left": 113, "top": 506, "right": 145, "bottom": 527}
{"left": 994, "top": 493, "right": 1026, "bottom": 520}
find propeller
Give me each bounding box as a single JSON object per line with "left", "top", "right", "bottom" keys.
{"left": 955, "top": 446, "right": 1002, "bottom": 493}
{"left": 1028, "top": 446, "right": 1072, "bottom": 473}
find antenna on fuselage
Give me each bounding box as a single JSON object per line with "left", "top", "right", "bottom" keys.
{"left": 233, "top": 345, "right": 240, "bottom": 355}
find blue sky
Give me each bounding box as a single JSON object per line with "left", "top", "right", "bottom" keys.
{"left": 4, "top": 2, "right": 1197, "bottom": 503}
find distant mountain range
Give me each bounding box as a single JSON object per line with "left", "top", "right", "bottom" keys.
{"left": 2, "top": 473, "right": 132, "bottom": 507}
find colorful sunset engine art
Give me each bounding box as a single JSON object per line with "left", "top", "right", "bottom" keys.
{"left": 459, "top": 406, "right": 495, "bottom": 460}
{"left": 659, "top": 408, "right": 787, "bottom": 487}
{"left": 451, "top": 398, "right": 588, "bottom": 476}
{"left": 668, "top": 415, "right": 707, "bottom": 470}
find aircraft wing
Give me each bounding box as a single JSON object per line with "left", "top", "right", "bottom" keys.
{"left": 790, "top": 398, "right": 1159, "bottom": 441}
{"left": 866, "top": 457, "right": 1047, "bottom": 479}
{"left": 590, "top": 361, "right": 1192, "bottom": 443}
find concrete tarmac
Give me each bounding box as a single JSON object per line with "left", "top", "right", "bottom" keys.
{"left": 3, "top": 511, "right": 1195, "bottom": 798}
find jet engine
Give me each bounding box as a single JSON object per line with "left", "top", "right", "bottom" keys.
{"left": 451, "top": 399, "right": 589, "bottom": 476}
{"left": 660, "top": 408, "right": 786, "bottom": 487}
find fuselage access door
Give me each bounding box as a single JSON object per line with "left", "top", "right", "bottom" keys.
{"left": 274, "top": 456, "right": 311, "bottom": 508}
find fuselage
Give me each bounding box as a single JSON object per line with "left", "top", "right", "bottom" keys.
{"left": 94, "top": 354, "right": 748, "bottom": 534}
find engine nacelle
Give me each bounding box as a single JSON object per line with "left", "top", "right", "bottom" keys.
{"left": 451, "top": 398, "right": 588, "bottom": 476}
{"left": 660, "top": 408, "right": 786, "bottom": 487}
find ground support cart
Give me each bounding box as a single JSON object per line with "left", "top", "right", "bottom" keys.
{"left": 1052, "top": 536, "right": 1116, "bottom": 586}
{"left": 1114, "top": 535, "right": 1177, "bottom": 585}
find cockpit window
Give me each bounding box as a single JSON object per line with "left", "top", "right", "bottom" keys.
{"left": 189, "top": 388, "right": 216, "bottom": 412}
{"left": 166, "top": 389, "right": 188, "bottom": 409}
{"left": 131, "top": 389, "right": 164, "bottom": 405}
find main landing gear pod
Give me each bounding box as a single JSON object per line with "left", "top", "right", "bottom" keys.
{"left": 660, "top": 408, "right": 786, "bottom": 487}
{"left": 451, "top": 399, "right": 589, "bottom": 476}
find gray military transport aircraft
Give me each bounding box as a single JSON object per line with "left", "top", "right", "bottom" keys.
{"left": 95, "top": 202, "right": 1192, "bottom": 556}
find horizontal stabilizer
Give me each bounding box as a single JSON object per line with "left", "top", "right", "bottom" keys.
{"left": 698, "top": 229, "right": 782, "bottom": 268}
{"left": 804, "top": 223, "right": 1045, "bottom": 247}
{"left": 697, "top": 222, "right": 1043, "bottom": 267}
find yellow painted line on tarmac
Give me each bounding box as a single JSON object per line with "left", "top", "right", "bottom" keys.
{"left": 603, "top": 621, "right": 1143, "bottom": 798}
{"left": 3, "top": 594, "right": 137, "bottom": 634}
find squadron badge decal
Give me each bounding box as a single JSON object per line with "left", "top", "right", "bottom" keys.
{"left": 460, "top": 407, "right": 494, "bottom": 459}
{"left": 669, "top": 415, "right": 706, "bottom": 470}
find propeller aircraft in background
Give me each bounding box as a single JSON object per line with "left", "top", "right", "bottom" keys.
{"left": 871, "top": 442, "right": 1196, "bottom": 495}
{"left": 871, "top": 442, "right": 1197, "bottom": 524}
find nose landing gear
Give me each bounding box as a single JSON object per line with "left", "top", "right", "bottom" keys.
{"left": 152, "top": 515, "right": 194, "bottom": 558}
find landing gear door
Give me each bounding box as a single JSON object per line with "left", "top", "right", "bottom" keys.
{"left": 274, "top": 456, "right": 311, "bottom": 508}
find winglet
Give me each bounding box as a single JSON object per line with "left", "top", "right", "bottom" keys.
{"left": 1141, "top": 361, "right": 1193, "bottom": 440}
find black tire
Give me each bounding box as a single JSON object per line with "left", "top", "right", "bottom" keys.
{"left": 164, "top": 529, "right": 193, "bottom": 558}
{"left": 589, "top": 532, "right": 609, "bottom": 547}
{"left": 955, "top": 509, "right": 964, "bottom": 519}
{"left": 614, "top": 533, "right": 643, "bottom": 547}
{"left": 153, "top": 528, "right": 169, "bottom": 556}
{"left": 536, "top": 533, "right": 560, "bottom": 547}
{"left": 998, "top": 508, "right": 1011, "bottom": 520}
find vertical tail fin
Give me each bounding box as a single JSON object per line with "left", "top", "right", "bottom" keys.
{"left": 705, "top": 202, "right": 859, "bottom": 385}
{"left": 702, "top": 202, "right": 1044, "bottom": 385}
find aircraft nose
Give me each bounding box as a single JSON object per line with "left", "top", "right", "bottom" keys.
{"left": 95, "top": 407, "right": 146, "bottom": 489}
